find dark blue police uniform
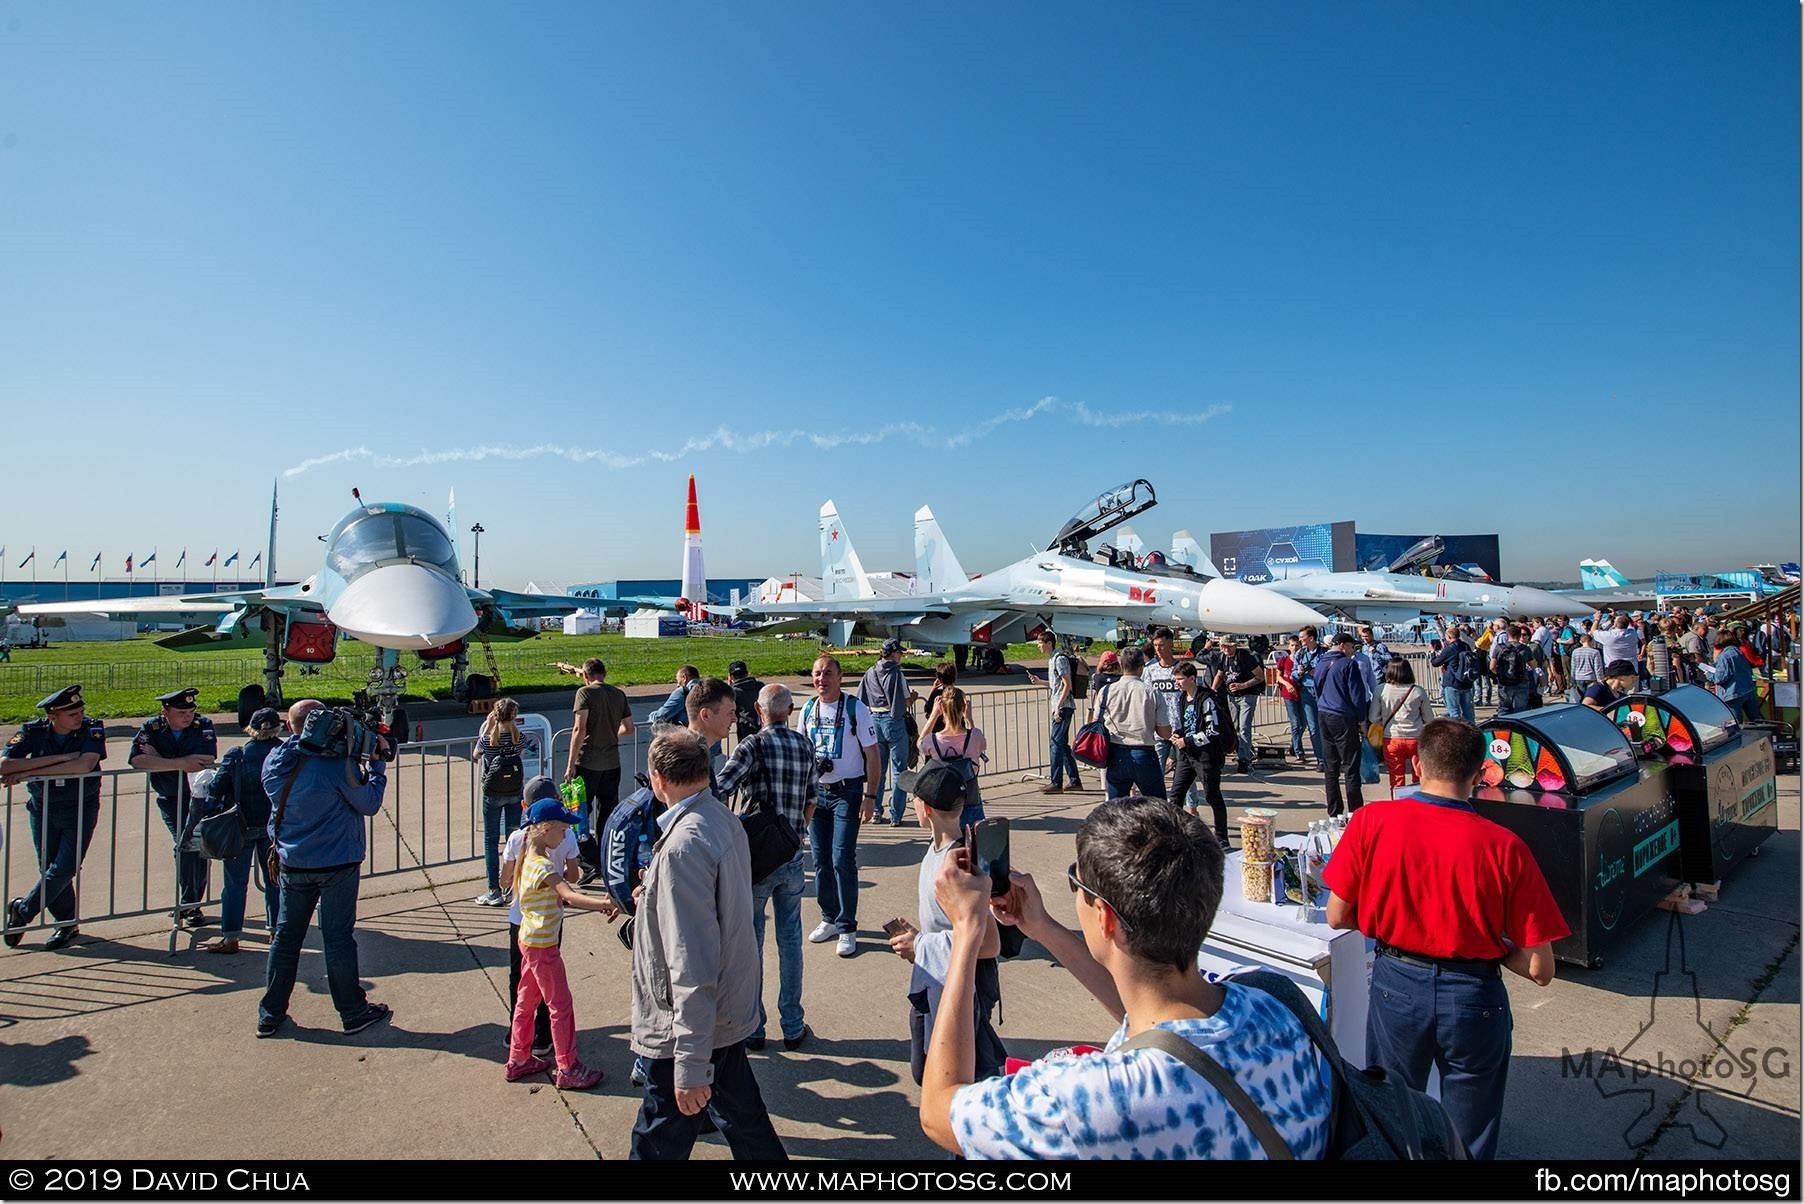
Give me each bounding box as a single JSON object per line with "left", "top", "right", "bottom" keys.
{"left": 4, "top": 685, "right": 107, "bottom": 947}
{"left": 131, "top": 688, "right": 218, "bottom": 914}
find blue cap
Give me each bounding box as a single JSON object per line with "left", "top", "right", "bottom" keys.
{"left": 522, "top": 796, "right": 575, "bottom": 827}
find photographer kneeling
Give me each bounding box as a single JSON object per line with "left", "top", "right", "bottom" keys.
{"left": 918, "top": 796, "right": 1331, "bottom": 1159}
{"left": 256, "top": 699, "right": 395, "bottom": 1039}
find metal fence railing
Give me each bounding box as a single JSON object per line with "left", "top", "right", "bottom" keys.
{"left": 1, "top": 685, "right": 1062, "bottom": 950}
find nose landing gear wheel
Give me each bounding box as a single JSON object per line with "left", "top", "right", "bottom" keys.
{"left": 236, "top": 685, "right": 267, "bottom": 729}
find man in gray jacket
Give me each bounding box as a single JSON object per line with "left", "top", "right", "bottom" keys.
{"left": 629, "top": 729, "right": 787, "bottom": 1160}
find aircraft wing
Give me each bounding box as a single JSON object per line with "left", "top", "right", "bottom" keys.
{"left": 16, "top": 585, "right": 316, "bottom": 619}
{"left": 737, "top": 591, "right": 1159, "bottom": 623}
{"left": 477, "top": 588, "right": 682, "bottom": 619}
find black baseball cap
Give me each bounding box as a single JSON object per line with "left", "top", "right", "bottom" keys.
{"left": 912, "top": 764, "right": 967, "bottom": 812}
{"left": 727, "top": 660, "right": 749, "bottom": 680}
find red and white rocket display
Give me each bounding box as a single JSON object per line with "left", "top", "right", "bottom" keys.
{"left": 679, "top": 474, "right": 707, "bottom": 621}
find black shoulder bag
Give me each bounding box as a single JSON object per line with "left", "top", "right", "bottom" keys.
{"left": 738, "top": 730, "right": 801, "bottom": 884}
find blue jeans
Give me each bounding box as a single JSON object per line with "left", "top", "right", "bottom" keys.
{"left": 483, "top": 794, "right": 522, "bottom": 892}
{"left": 751, "top": 852, "right": 806, "bottom": 1041}
{"left": 1725, "top": 693, "right": 1765, "bottom": 725}
{"left": 1366, "top": 956, "right": 1512, "bottom": 1161}
{"left": 1297, "top": 690, "right": 1323, "bottom": 761}
{"left": 1282, "top": 697, "right": 1307, "bottom": 756}
{"left": 1497, "top": 684, "right": 1532, "bottom": 714}
{"left": 873, "top": 715, "right": 911, "bottom": 823}
{"left": 219, "top": 834, "right": 280, "bottom": 940}
{"left": 1231, "top": 694, "right": 1259, "bottom": 766}
{"left": 809, "top": 779, "right": 863, "bottom": 932}
{"left": 260, "top": 865, "right": 370, "bottom": 1026}
{"left": 1048, "top": 708, "right": 1082, "bottom": 786}
{"left": 20, "top": 799, "right": 100, "bottom": 925}
{"left": 630, "top": 1040, "right": 788, "bottom": 1160}
{"left": 155, "top": 795, "right": 210, "bottom": 908}
{"left": 1442, "top": 686, "right": 1476, "bottom": 724}
{"left": 1105, "top": 745, "right": 1166, "bottom": 800}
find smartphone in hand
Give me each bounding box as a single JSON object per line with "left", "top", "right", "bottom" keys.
{"left": 881, "top": 917, "right": 910, "bottom": 938}
{"left": 969, "top": 818, "right": 1011, "bottom": 897}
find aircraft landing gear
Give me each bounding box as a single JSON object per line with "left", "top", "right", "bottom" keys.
{"left": 449, "top": 646, "right": 470, "bottom": 703}
{"left": 367, "top": 648, "right": 411, "bottom": 741}
{"left": 238, "top": 610, "right": 287, "bottom": 728}
{"left": 977, "top": 645, "right": 1005, "bottom": 675}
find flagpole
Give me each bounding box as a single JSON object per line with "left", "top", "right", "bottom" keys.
{"left": 29, "top": 545, "right": 36, "bottom": 587}
{"left": 62, "top": 553, "right": 68, "bottom": 602}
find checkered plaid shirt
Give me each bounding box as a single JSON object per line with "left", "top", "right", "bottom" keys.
{"left": 716, "top": 722, "right": 819, "bottom": 836}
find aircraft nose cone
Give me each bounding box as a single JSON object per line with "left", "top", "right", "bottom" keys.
{"left": 1198, "top": 578, "right": 1326, "bottom": 633}
{"left": 328, "top": 564, "right": 477, "bottom": 650}
{"left": 1516, "top": 586, "right": 1582, "bottom": 616}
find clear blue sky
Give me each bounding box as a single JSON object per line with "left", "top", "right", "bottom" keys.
{"left": 3, "top": 2, "right": 1797, "bottom": 588}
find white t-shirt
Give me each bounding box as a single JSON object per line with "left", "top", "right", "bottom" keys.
{"left": 1141, "top": 660, "right": 1182, "bottom": 727}
{"left": 502, "top": 827, "right": 580, "bottom": 926}
{"left": 803, "top": 695, "right": 880, "bottom": 784}
{"left": 1596, "top": 627, "right": 1643, "bottom": 668}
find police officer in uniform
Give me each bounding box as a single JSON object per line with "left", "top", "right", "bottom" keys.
{"left": 3, "top": 685, "right": 107, "bottom": 950}
{"left": 129, "top": 687, "right": 218, "bottom": 928}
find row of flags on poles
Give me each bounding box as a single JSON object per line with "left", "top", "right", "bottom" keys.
{"left": 0, "top": 547, "right": 261, "bottom": 572}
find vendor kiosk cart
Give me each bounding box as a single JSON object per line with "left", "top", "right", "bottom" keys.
{"left": 1608, "top": 685, "right": 1777, "bottom": 887}
{"left": 1473, "top": 704, "right": 1681, "bottom": 968}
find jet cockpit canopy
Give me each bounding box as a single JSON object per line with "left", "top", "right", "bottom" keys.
{"left": 325, "top": 504, "right": 460, "bottom": 581}
{"left": 1053, "top": 480, "right": 1158, "bottom": 557}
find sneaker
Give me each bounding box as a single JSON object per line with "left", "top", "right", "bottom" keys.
{"left": 341, "top": 1002, "right": 392, "bottom": 1035}
{"left": 577, "top": 865, "right": 599, "bottom": 886}
{"left": 868, "top": 815, "right": 889, "bottom": 826}
{"left": 4, "top": 899, "right": 29, "bottom": 947}
{"left": 783, "top": 1025, "right": 813, "bottom": 1052}
{"left": 835, "top": 932, "right": 858, "bottom": 958}
{"left": 504, "top": 1055, "right": 552, "bottom": 1082}
{"left": 531, "top": 1040, "right": 553, "bottom": 1061}
{"left": 1039, "top": 783, "right": 1065, "bottom": 794}
{"left": 474, "top": 889, "right": 506, "bottom": 907}
{"left": 180, "top": 908, "right": 208, "bottom": 930}
{"left": 554, "top": 1062, "right": 604, "bottom": 1090}
{"left": 255, "top": 1014, "right": 289, "bottom": 1039}
{"left": 43, "top": 925, "right": 79, "bottom": 952}
{"left": 745, "top": 1034, "right": 767, "bottom": 1052}
{"left": 807, "top": 922, "right": 839, "bottom": 944}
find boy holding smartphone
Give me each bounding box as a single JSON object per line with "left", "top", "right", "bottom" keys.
{"left": 885, "top": 764, "right": 1006, "bottom": 1085}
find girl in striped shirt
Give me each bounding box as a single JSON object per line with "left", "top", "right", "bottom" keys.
{"left": 506, "top": 797, "right": 618, "bottom": 1089}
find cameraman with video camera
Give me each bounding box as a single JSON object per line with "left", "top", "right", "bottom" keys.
{"left": 255, "top": 699, "right": 396, "bottom": 1039}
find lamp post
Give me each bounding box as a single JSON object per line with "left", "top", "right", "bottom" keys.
{"left": 469, "top": 523, "right": 485, "bottom": 590}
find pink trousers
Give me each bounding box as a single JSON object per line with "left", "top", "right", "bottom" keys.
{"left": 511, "top": 943, "right": 578, "bottom": 1069}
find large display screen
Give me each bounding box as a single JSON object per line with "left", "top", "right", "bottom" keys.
{"left": 1208, "top": 522, "right": 1355, "bottom": 583}
{"left": 1354, "top": 533, "right": 1502, "bottom": 581}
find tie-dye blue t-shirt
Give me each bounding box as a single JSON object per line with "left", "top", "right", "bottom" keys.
{"left": 948, "top": 981, "right": 1331, "bottom": 1159}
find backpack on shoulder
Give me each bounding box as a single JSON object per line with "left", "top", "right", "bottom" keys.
{"left": 1063, "top": 652, "right": 1091, "bottom": 701}
{"left": 599, "top": 776, "right": 661, "bottom": 915}
{"left": 1237, "top": 970, "right": 1466, "bottom": 1159}
{"left": 1496, "top": 645, "right": 1528, "bottom": 688}
{"left": 928, "top": 733, "right": 983, "bottom": 813}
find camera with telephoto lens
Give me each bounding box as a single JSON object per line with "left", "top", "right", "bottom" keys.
{"left": 297, "top": 706, "right": 392, "bottom": 762}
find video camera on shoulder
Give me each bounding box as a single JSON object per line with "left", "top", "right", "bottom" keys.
{"left": 298, "top": 707, "right": 392, "bottom": 762}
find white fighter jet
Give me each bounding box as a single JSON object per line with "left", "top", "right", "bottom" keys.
{"left": 1251, "top": 535, "right": 1584, "bottom": 624}
{"left": 19, "top": 486, "right": 674, "bottom": 733}
{"left": 728, "top": 481, "right": 1324, "bottom": 671}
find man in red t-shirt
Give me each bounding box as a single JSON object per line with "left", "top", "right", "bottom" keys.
{"left": 1323, "top": 718, "right": 1569, "bottom": 1161}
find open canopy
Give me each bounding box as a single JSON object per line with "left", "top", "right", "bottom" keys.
{"left": 1052, "top": 480, "right": 1158, "bottom": 555}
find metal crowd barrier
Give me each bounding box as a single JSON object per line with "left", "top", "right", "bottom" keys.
{"left": 0, "top": 684, "right": 1065, "bottom": 952}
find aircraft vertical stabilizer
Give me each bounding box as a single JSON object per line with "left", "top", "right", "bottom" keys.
{"left": 820, "top": 501, "right": 874, "bottom": 600}
{"left": 266, "top": 480, "right": 279, "bottom": 589}
{"left": 913, "top": 506, "right": 970, "bottom": 593}
{"left": 1116, "top": 526, "right": 1145, "bottom": 561}
{"left": 1580, "top": 559, "right": 1632, "bottom": 590}
{"left": 1169, "top": 530, "right": 1223, "bottom": 578}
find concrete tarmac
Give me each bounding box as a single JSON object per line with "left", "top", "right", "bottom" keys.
{"left": 1, "top": 699, "right": 1798, "bottom": 1161}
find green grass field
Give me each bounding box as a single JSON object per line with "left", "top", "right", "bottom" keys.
{"left": 0, "top": 634, "right": 1053, "bottom": 722}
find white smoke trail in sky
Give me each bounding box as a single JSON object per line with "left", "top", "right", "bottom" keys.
{"left": 282, "top": 398, "right": 1230, "bottom": 477}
